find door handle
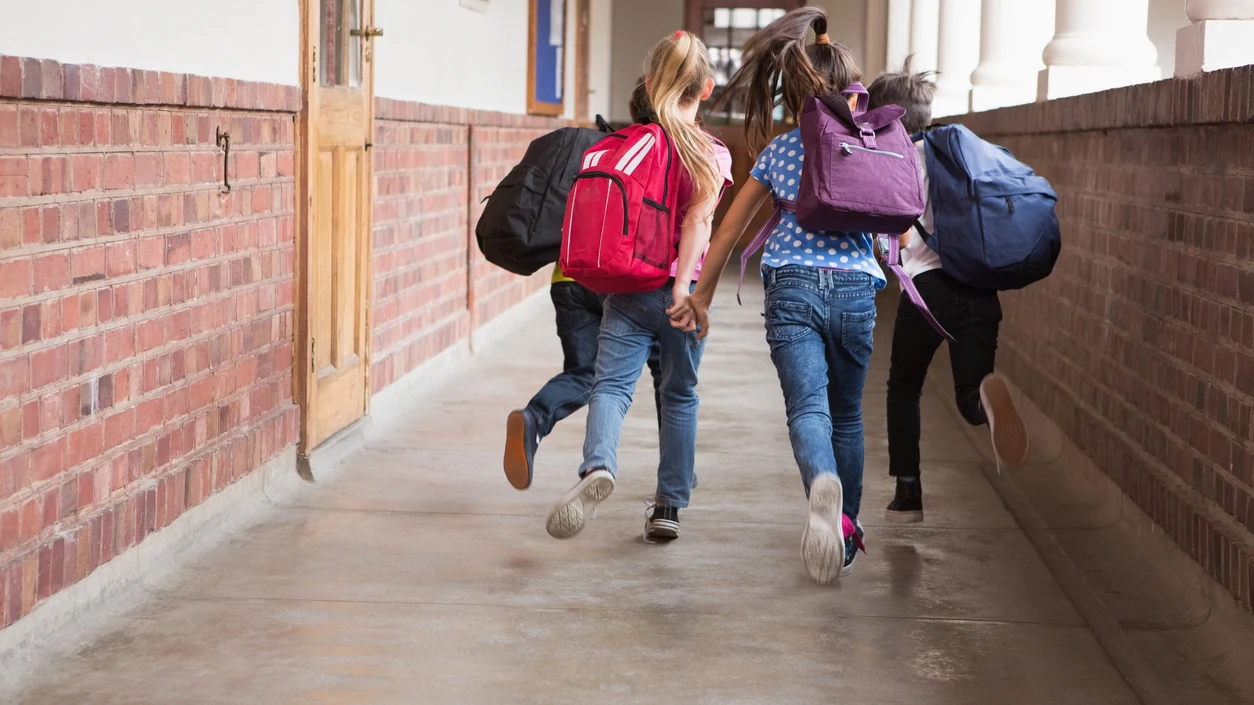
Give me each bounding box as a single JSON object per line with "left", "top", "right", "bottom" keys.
{"left": 350, "top": 27, "right": 384, "bottom": 38}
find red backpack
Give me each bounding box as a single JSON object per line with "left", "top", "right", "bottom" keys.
{"left": 559, "top": 123, "right": 682, "bottom": 294}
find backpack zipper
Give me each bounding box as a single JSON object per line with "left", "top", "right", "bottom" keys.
{"left": 839, "top": 142, "right": 905, "bottom": 158}
{"left": 1004, "top": 196, "right": 1015, "bottom": 214}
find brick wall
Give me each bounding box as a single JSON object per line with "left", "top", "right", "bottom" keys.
{"left": 0, "top": 56, "right": 301, "bottom": 628}
{"left": 369, "top": 99, "right": 559, "bottom": 392}
{"left": 963, "top": 66, "right": 1254, "bottom": 612}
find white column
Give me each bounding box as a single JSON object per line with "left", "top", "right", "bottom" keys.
{"left": 933, "top": 0, "right": 981, "bottom": 117}
{"left": 969, "top": 0, "right": 1056, "bottom": 111}
{"left": 1038, "top": 0, "right": 1161, "bottom": 100}
{"left": 1175, "top": 0, "right": 1254, "bottom": 76}
{"left": 886, "top": 0, "right": 914, "bottom": 71}
{"left": 909, "top": 0, "right": 941, "bottom": 73}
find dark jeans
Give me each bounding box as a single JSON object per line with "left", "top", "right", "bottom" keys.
{"left": 525, "top": 281, "right": 662, "bottom": 439}
{"left": 886, "top": 270, "right": 1002, "bottom": 478}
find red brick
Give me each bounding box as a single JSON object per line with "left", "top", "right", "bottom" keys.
{"left": 0, "top": 56, "right": 20, "bottom": 97}
{"left": 71, "top": 155, "right": 103, "bottom": 192}
{"left": 106, "top": 241, "right": 135, "bottom": 278}
{"left": 38, "top": 109, "right": 58, "bottom": 146}
{"left": 21, "top": 400, "right": 38, "bottom": 441}
{"left": 0, "top": 510, "right": 18, "bottom": 550}
{"left": 134, "top": 153, "right": 163, "bottom": 187}
{"left": 40, "top": 206, "right": 60, "bottom": 243}
{"left": 32, "top": 252, "right": 68, "bottom": 293}
{"left": 31, "top": 343, "right": 67, "bottom": 388}
{"left": 0, "top": 105, "right": 17, "bottom": 147}
{"left": 30, "top": 437, "right": 64, "bottom": 483}
{"left": 0, "top": 155, "right": 27, "bottom": 197}
{"left": 102, "top": 154, "right": 134, "bottom": 191}
{"left": 17, "top": 108, "right": 37, "bottom": 148}
{"left": 0, "top": 308, "right": 17, "bottom": 350}
{"left": 19, "top": 498, "right": 39, "bottom": 540}
{"left": 0, "top": 207, "right": 19, "bottom": 249}
{"left": 0, "top": 405, "right": 19, "bottom": 447}
{"left": 0, "top": 259, "right": 30, "bottom": 297}
{"left": 70, "top": 245, "right": 106, "bottom": 283}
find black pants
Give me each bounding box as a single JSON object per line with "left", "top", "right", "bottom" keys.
{"left": 886, "top": 270, "right": 1002, "bottom": 478}
{"left": 525, "top": 281, "right": 662, "bottom": 438}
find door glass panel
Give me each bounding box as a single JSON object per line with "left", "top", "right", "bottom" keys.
{"left": 320, "top": 0, "right": 362, "bottom": 87}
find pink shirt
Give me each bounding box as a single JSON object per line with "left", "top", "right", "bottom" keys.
{"left": 670, "top": 138, "right": 735, "bottom": 278}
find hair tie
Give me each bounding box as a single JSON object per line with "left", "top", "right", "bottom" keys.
{"left": 815, "top": 33, "right": 830, "bottom": 45}
{"left": 674, "top": 30, "right": 684, "bottom": 40}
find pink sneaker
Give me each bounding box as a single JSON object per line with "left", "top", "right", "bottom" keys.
{"left": 841, "top": 515, "right": 866, "bottom": 577}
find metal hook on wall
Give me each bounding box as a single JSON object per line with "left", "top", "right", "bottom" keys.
{"left": 215, "top": 126, "right": 232, "bottom": 194}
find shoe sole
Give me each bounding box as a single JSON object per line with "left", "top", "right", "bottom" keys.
{"left": 801, "top": 474, "right": 844, "bottom": 585}
{"left": 546, "top": 471, "right": 615, "bottom": 539}
{"left": 884, "top": 508, "right": 924, "bottom": 523}
{"left": 980, "top": 375, "right": 1029, "bottom": 469}
{"left": 503, "top": 410, "right": 532, "bottom": 491}
{"left": 646, "top": 518, "right": 680, "bottom": 540}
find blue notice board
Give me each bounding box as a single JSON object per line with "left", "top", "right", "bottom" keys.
{"left": 529, "top": 0, "right": 565, "bottom": 115}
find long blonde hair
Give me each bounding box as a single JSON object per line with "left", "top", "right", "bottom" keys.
{"left": 645, "top": 31, "right": 720, "bottom": 224}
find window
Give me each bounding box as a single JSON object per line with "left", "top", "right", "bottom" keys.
{"left": 320, "top": 0, "right": 362, "bottom": 88}
{"left": 705, "top": 8, "right": 787, "bottom": 86}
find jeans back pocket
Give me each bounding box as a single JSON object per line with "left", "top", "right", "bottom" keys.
{"left": 765, "top": 300, "right": 814, "bottom": 343}
{"left": 840, "top": 307, "right": 876, "bottom": 359}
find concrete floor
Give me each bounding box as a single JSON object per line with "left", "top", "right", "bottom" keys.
{"left": 5, "top": 277, "right": 1152, "bottom": 704}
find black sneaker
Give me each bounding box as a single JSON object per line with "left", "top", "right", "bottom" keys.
{"left": 504, "top": 409, "right": 539, "bottom": 490}
{"left": 885, "top": 478, "right": 923, "bottom": 523}
{"left": 645, "top": 504, "right": 680, "bottom": 541}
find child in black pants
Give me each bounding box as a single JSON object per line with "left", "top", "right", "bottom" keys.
{"left": 504, "top": 79, "right": 679, "bottom": 491}
{"left": 868, "top": 67, "right": 1028, "bottom": 523}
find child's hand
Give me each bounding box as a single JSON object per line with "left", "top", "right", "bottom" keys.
{"left": 668, "top": 290, "right": 712, "bottom": 339}
{"left": 669, "top": 301, "right": 697, "bottom": 332}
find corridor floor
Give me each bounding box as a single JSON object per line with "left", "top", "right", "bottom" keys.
{"left": 8, "top": 278, "right": 1142, "bottom": 704}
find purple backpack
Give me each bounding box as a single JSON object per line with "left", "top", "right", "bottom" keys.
{"left": 738, "top": 84, "right": 951, "bottom": 340}
{"left": 796, "top": 83, "right": 926, "bottom": 233}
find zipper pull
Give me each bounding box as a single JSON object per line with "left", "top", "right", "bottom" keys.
{"left": 1005, "top": 196, "right": 1015, "bottom": 214}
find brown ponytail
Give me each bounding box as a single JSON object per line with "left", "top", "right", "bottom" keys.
{"left": 645, "top": 31, "right": 721, "bottom": 224}
{"left": 716, "top": 7, "right": 862, "bottom": 154}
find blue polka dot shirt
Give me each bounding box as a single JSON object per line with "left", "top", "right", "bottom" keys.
{"left": 749, "top": 128, "right": 886, "bottom": 288}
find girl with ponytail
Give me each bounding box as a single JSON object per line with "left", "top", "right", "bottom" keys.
{"left": 668, "top": 7, "right": 877, "bottom": 584}
{"left": 546, "top": 31, "right": 733, "bottom": 543}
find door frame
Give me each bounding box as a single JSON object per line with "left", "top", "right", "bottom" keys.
{"left": 294, "top": 0, "right": 378, "bottom": 454}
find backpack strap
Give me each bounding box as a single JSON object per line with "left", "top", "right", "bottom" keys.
{"left": 841, "top": 82, "right": 870, "bottom": 115}
{"left": 736, "top": 198, "right": 796, "bottom": 304}
{"left": 882, "top": 232, "right": 953, "bottom": 341}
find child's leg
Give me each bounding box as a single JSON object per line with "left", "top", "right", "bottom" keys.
{"left": 653, "top": 287, "right": 705, "bottom": 509}
{"left": 506, "top": 283, "right": 603, "bottom": 489}
{"left": 578, "top": 292, "right": 655, "bottom": 478}
{"left": 885, "top": 286, "right": 945, "bottom": 479}
{"left": 820, "top": 274, "right": 878, "bottom": 523}
{"left": 524, "top": 283, "right": 605, "bottom": 437}
{"left": 763, "top": 273, "right": 837, "bottom": 493}
{"left": 945, "top": 290, "right": 1002, "bottom": 426}
{"left": 646, "top": 342, "right": 663, "bottom": 429}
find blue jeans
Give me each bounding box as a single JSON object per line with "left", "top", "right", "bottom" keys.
{"left": 762, "top": 266, "right": 877, "bottom": 521}
{"left": 525, "top": 282, "right": 663, "bottom": 438}
{"left": 580, "top": 283, "right": 705, "bottom": 508}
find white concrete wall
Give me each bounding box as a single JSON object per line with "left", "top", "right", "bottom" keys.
{"left": 588, "top": 0, "right": 614, "bottom": 120}
{"left": 374, "top": 0, "right": 529, "bottom": 113}
{"left": 609, "top": 0, "right": 682, "bottom": 123}
{"left": 0, "top": 0, "right": 299, "bottom": 85}
{"left": 1148, "top": 0, "right": 1189, "bottom": 77}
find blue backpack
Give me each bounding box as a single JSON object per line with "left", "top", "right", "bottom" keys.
{"left": 918, "top": 125, "right": 1060, "bottom": 291}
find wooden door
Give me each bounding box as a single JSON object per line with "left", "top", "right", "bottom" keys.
{"left": 297, "top": 0, "right": 378, "bottom": 450}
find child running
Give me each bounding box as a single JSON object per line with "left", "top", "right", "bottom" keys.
{"left": 503, "top": 79, "right": 670, "bottom": 492}
{"left": 669, "top": 7, "right": 874, "bottom": 583}
{"left": 546, "top": 31, "right": 732, "bottom": 542}
{"left": 867, "top": 66, "right": 1028, "bottom": 523}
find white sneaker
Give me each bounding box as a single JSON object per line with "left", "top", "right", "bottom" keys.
{"left": 979, "top": 373, "right": 1029, "bottom": 470}
{"left": 801, "top": 473, "right": 845, "bottom": 585}
{"left": 546, "top": 469, "right": 615, "bottom": 539}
